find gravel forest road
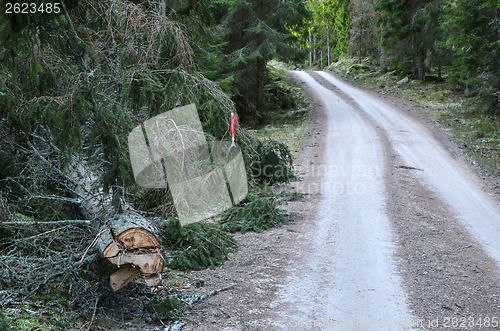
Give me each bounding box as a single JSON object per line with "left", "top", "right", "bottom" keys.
{"left": 185, "top": 71, "right": 500, "bottom": 331}
{"left": 268, "top": 71, "right": 500, "bottom": 330}
{"left": 314, "top": 71, "right": 500, "bottom": 264}
{"left": 270, "top": 71, "right": 414, "bottom": 330}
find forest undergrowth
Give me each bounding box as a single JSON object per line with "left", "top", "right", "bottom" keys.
{"left": 0, "top": 62, "right": 311, "bottom": 330}
{"left": 0, "top": 0, "right": 312, "bottom": 328}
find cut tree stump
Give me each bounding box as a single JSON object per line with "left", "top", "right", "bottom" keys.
{"left": 97, "top": 213, "right": 164, "bottom": 291}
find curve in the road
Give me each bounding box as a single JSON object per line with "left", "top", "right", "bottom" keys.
{"left": 316, "top": 71, "right": 500, "bottom": 265}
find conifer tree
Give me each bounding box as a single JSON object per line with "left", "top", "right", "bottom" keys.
{"left": 376, "top": 0, "right": 444, "bottom": 81}
{"left": 349, "top": 0, "right": 378, "bottom": 62}
{"left": 445, "top": 0, "right": 499, "bottom": 110}
{"left": 222, "top": 0, "right": 308, "bottom": 125}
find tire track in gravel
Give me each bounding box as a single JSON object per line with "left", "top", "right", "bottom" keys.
{"left": 268, "top": 71, "right": 416, "bottom": 330}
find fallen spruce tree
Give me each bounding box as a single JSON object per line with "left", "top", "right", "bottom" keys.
{"left": 0, "top": 0, "right": 297, "bottom": 324}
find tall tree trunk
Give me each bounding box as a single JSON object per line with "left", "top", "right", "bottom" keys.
{"left": 379, "top": 43, "right": 387, "bottom": 72}
{"left": 320, "top": 34, "right": 323, "bottom": 68}
{"left": 358, "top": 18, "right": 363, "bottom": 63}
{"left": 256, "top": 57, "right": 265, "bottom": 113}
{"left": 309, "top": 32, "right": 313, "bottom": 68}
{"left": 418, "top": 47, "right": 426, "bottom": 81}
{"left": 327, "top": 23, "right": 331, "bottom": 66}
{"left": 313, "top": 33, "right": 317, "bottom": 63}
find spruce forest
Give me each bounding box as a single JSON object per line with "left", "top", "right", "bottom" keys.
{"left": 0, "top": 0, "right": 498, "bottom": 329}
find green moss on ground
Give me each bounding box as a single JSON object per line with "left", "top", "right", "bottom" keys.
{"left": 3, "top": 305, "right": 74, "bottom": 331}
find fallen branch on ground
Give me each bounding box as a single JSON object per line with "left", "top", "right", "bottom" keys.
{"left": 2, "top": 220, "right": 91, "bottom": 227}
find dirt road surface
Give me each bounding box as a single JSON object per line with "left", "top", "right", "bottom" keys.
{"left": 268, "top": 71, "right": 415, "bottom": 330}
{"left": 184, "top": 72, "right": 500, "bottom": 330}
{"left": 314, "top": 71, "right": 500, "bottom": 264}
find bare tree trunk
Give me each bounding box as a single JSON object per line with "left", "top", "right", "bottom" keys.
{"left": 418, "top": 47, "right": 426, "bottom": 81}
{"left": 309, "top": 32, "right": 313, "bottom": 69}
{"left": 438, "top": 58, "right": 442, "bottom": 79}
{"left": 379, "top": 46, "right": 387, "bottom": 72}
{"left": 358, "top": 18, "right": 364, "bottom": 63}
{"left": 320, "top": 34, "right": 323, "bottom": 68}
{"left": 327, "top": 24, "right": 331, "bottom": 66}
{"left": 313, "top": 33, "right": 317, "bottom": 63}
{"left": 256, "top": 57, "right": 265, "bottom": 110}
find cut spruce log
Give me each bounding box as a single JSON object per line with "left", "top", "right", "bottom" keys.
{"left": 97, "top": 212, "right": 164, "bottom": 291}
{"left": 63, "top": 158, "right": 165, "bottom": 291}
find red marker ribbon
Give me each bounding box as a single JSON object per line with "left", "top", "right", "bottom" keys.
{"left": 231, "top": 112, "right": 236, "bottom": 143}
